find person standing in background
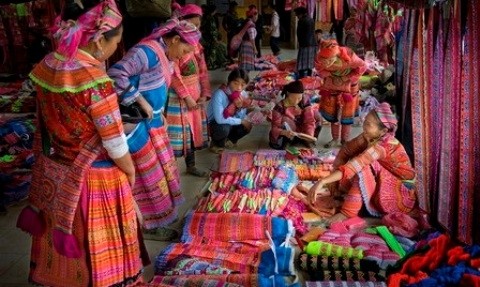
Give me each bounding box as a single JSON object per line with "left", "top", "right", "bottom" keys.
{"left": 264, "top": 3, "right": 281, "bottom": 56}
{"left": 249, "top": 4, "right": 263, "bottom": 58}
{"left": 222, "top": 1, "right": 239, "bottom": 60}
{"left": 294, "top": 6, "right": 316, "bottom": 78}
{"left": 165, "top": 4, "right": 211, "bottom": 177}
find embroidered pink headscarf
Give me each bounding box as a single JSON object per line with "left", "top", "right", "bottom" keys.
{"left": 172, "top": 3, "right": 203, "bottom": 19}
{"left": 374, "top": 102, "right": 398, "bottom": 134}
{"left": 53, "top": 0, "right": 123, "bottom": 59}
{"left": 145, "top": 18, "right": 201, "bottom": 46}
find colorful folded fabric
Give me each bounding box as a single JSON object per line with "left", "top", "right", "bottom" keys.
{"left": 150, "top": 274, "right": 300, "bottom": 287}
{"left": 304, "top": 241, "right": 364, "bottom": 259}
{"left": 218, "top": 151, "right": 254, "bottom": 173}
{"left": 305, "top": 281, "right": 387, "bottom": 287}
{"left": 181, "top": 212, "right": 294, "bottom": 246}
{"left": 298, "top": 253, "right": 382, "bottom": 274}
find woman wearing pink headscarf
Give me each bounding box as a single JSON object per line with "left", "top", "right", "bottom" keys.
{"left": 238, "top": 7, "right": 258, "bottom": 72}
{"left": 17, "top": 0, "right": 146, "bottom": 285}
{"left": 165, "top": 3, "right": 211, "bottom": 177}
{"left": 308, "top": 103, "right": 417, "bottom": 224}
{"left": 108, "top": 18, "right": 202, "bottom": 240}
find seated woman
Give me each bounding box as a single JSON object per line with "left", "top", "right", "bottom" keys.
{"left": 308, "top": 103, "right": 416, "bottom": 223}
{"left": 269, "top": 80, "right": 316, "bottom": 149}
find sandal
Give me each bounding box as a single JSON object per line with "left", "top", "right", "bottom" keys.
{"left": 186, "top": 167, "right": 209, "bottom": 178}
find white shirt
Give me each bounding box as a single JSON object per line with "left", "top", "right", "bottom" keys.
{"left": 271, "top": 11, "right": 280, "bottom": 38}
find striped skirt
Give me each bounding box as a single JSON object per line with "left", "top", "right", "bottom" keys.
{"left": 319, "top": 90, "right": 360, "bottom": 125}
{"left": 296, "top": 46, "right": 316, "bottom": 71}
{"left": 166, "top": 79, "right": 209, "bottom": 157}
{"left": 30, "top": 164, "right": 144, "bottom": 287}
{"left": 127, "top": 118, "right": 183, "bottom": 229}
{"left": 239, "top": 40, "right": 256, "bottom": 72}
{"left": 340, "top": 161, "right": 416, "bottom": 218}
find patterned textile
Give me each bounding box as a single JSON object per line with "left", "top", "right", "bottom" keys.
{"left": 166, "top": 44, "right": 210, "bottom": 157}
{"left": 196, "top": 188, "right": 290, "bottom": 215}
{"left": 127, "top": 121, "right": 183, "bottom": 228}
{"left": 374, "top": 103, "right": 397, "bottom": 134}
{"left": 297, "top": 46, "right": 316, "bottom": 71}
{"left": 319, "top": 90, "right": 359, "bottom": 125}
{"left": 208, "top": 167, "right": 277, "bottom": 192}
{"left": 181, "top": 212, "right": 293, "bottom": 246}
{"left": 336, "top": 134, "right": 416, "bottom": 217}
{"left": 254, "top": 149, "right": 286, "bottom": 167}
{"left": 298, "top": 253, "right": 382, "bottom": 274}
{"left": 405, "top": 2, "right": 480, "bottom": 244}
{"left": 239, "top": 39, "right": 256, "bottom": 72}
{"left": 161, "top": 255, "right": 233, "bottom": 276}
{"left": 146, "top": 19, "right": 201, "bottom": 45}
{"left": 25, "top": 49, "right": 144, "bottom": 287}
{"left": 30, "top": 165, "right": 144, "bottom": 287}
{"left": 110, "top": 42, "right": 182, "bottom": 229}
{"left": 308, "top": 270, "right": 386, "bottom": 282}
{"left": 154, "top": 242, "right": 293, "bottom": 276}
{"left": 150, "top": 274, "right": 300, "bottom": 287}
{"left": 305, "top": 282, "right": 386, "bottom": 287}
{"left": 52, "top": 0, "right": 122, "bottom": 59}
{"left": 218, "top": 151, "right": 254, "bottom": 173}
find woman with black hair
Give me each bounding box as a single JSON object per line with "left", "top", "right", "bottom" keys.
{"left": 17, "top": 0, "right": 147, "bottom": 285}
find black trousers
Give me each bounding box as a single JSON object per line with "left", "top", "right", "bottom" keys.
{"left": 209, "top": 121, "right": 250, "bottom": 147}
{"left": 270, "top": 36, "right": 281, "bottom": 55}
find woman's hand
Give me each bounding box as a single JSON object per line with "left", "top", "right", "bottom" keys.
{"left": 281, "top": 130, "right": 296, "bottom": 139}
{"left": 197, "top": 96, "right": 207, "bottom": 106}
{"left": 185, "top": 96, "right": 198, "bottom": 110}
{"left": 127, "top": 172, "right": 136, "bottom": 187}
{"left": 136, "top": 95, "right": 153, "bottom": 119}
{"left": 308, "top": 180, "right": 327, "bottom": 204}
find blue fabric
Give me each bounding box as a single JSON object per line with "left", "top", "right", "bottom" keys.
{"left": 407, "top": 262, "right": 480, "bottom": 287}
{"left": 207, "top": 87, "right": 247, "bottom": 125}
{"left": 125, "top": 85, "right": 167, "bottom": 153}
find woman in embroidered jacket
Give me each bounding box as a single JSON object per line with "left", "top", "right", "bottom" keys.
{"left": 308, "top": 103, "right": 417, "bottom": 223}
{"left": 17, "top": 1, "right": 146, "bottom": 286}
{"left": 269, "top": 80, "right": 317, "bottom": 149}
{"left": 165, "top": 4, "right": 211, "bottom": 177}
{"left": 238, "top": 7, "right": 258, "bottom": 72}
{"left": 315, "top": 39, "right": 367, "bottom": 148}
{"left": 108, "top": 19, "right": 201, "bottom": 237}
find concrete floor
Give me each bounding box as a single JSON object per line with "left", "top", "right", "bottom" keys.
{"left": 0, "top": 48, "right": 362, "bottom": 286}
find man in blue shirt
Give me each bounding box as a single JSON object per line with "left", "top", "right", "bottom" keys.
{"left": 207, "top": 69, "right": 252, "bottom": 153}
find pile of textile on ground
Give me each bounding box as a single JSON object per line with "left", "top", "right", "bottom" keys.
{"left": 0, "top": 80, "right": 36, "bottom": 211}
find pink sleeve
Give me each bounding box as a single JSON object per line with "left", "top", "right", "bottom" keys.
{"left": 301, "top": 105, "right": 316, "bottom": 137}
{"left": 269, "top": 106, "right": 284, "bottom": 142}
{"left": 339, "top": 143, "right": 386, "bottom": 180}
{"left": 196, "top": 45, "right": 212, "bottom": 98}
{"left": 170, "top": 62, "right": 191, "bottom": 99}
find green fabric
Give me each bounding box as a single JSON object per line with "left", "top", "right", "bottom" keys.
{"left": 375, "top": 226, "right": 406, "bottom": 258}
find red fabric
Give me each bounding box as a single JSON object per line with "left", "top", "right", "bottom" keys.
{"left": 387, "top": 235, "right": 452, "bottom": 287}
{"left": 461, "top": 274, "right": 480, "bottom": 287}
{"left": 447, "top": 246, "right": 470, "bottom": 266}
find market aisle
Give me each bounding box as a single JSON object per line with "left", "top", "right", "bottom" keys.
{"left": 0, "top": 48, "right": 363, "bottom": 285}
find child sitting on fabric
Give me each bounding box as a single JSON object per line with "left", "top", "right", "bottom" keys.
{"left": 269, "top": 80, "right": 317, "bottom": 149}
{"left": 307, "top": 103, "right": 417, "bottom": 223}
